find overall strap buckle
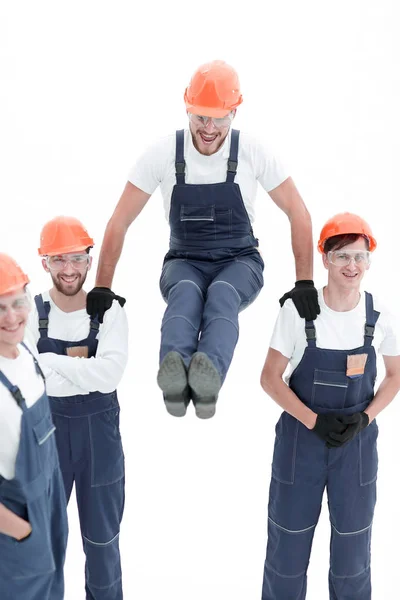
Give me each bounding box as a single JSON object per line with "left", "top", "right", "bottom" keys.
{"left": 227, "top": 160, "right": 238, "bottom": 173}
{"left": 90, "top": 320, "right": 100, "bottom": 332}
{"left": 364, "top": 324, "right": 375, "bottom": 338}
{"left": 11, "top": 386, "right": 24, "bottom": 407}
{"left": 305, "top": 326, "right": 316, "bottom": 341}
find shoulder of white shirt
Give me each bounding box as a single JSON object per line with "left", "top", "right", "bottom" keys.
{"left": 29, "top": 291, "right": 126, "bottom": 326}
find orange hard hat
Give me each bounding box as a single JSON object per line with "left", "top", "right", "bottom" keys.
{"left": 0, "top": 253, "right": 30, "bottom": 296}
{"left": 318, "top": 212, "right": 377, "bottom": 254}
{"left": 38, "top": 216, "right": 94, "bottom": 256}
{"left": 184, "top": 60, "right": 243, "bottom": 118}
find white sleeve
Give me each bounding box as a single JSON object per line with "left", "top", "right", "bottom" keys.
{"left": 127, "top": 135, "right": 173, "bottom": 195}
{"left": 38, "top": 301, "right": 129, "bottom": 394}
{"left": 269, "top": 301, "right": 300, "bottom": 359}
{"left": 25, "top": 310, "right": 89, "bottom": 397}
{"left": 379, "top": 312, "right": 400, "bottom": 356}
{"left": 254, "top": 139, "right": 290, "bottom": 193}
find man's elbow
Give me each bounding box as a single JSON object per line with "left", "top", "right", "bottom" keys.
{"left": 260, "top": 368, "right": 276, "bottom": 395}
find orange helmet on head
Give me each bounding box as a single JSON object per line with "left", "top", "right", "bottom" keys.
{"left": 184, "top": 60, "right": 243, "bottom": 118}
{"left": 318, "top": 212, "right": 377, "bottom": 254}
{"left": 38, "top": 216, "right": 94, "bottom": 256}
{"left": 0, "top": 253, "right": 30, "bottom": 296}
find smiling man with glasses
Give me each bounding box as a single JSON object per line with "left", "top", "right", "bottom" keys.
{"left": 0, "top": 253, "right": 68, "bottom": 600}
{"left": 26, "top": 216, "right": 128, "bottom": 600}
{"left": 259, "top": 213, "right": 400, "bottom": 599}
{"left": 87, "top": 59, "right": 318, "bottom": 419}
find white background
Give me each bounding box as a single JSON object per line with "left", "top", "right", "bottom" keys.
{"left": 1, "top": 1, "right": 399, "bottom": 598}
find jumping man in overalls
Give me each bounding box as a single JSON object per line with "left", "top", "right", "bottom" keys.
{"left": 86, "top": 60, "right": 319, "bottom": 418}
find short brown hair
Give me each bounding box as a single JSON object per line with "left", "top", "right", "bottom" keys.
{"left": 323, "top": 234, "right": 370, "bottom": 254}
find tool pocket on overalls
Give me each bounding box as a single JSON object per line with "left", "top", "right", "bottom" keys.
{"left": 180, "top": 205, "right": 216, "bottom": 238}
{"left": 271, "top": 413, "right": 299, "bottom": 485}
{"left": 311, "top": 369, "right": 348, "bottom": 410}
{"left": 0, "top": 499, "right": 55, "bottom": 576}
{"left": 33, "top": 414, "right": 56, "bottom": 472}
{"left": 89, "top": 405, "right": 124, "bottom": 487}
{"left": 359, "top": 421, "right": 378, "bottom": 486}
{"left": 215, "top": 208, "right": 233, "bottom": 237}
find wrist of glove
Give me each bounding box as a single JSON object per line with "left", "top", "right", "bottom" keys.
{"left": 86, "top": 287, "right": 126, "bottom": 323}
{"left": 279, "top": 280, "right": 320, "bottom": 321}
{"left": 326, "top": 412, "right": 369, "bottom": 448}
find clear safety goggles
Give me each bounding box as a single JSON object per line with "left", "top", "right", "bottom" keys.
{"left": 0, "top": 294, "right": 30, "bottom": 316}
{"left": 327, "top": 249, "right": 371, "bottom": 267}
{"left": 46, "top": 254, "right": 90, "bottom": 271}
{"left": 189, "top": 112, "right": 234, "bottom": 128}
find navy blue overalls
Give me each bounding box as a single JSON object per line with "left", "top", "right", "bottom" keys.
{"left": 262, "top": 292, "right": 380, "bottom": 600}
{"left": 159, "top": 129, "right": 264, "bottom": 381}
{"left": 0, "top": 342, "right": 68, "bottom": 600}
{"left": 34, "top": 294, "right": 125, "bottom": 600}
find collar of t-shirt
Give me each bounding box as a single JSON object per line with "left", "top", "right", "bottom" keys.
{"left": 318, "top": 287, "right": 364, "bottom": 318}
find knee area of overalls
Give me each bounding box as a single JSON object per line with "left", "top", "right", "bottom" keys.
{"left": 206, "top": 280, "right": 242, "bottom": 307}
{"left": 329, "top": 521, "right": 372, "bottom": 578}
{"left": 169, "top": 279, "right": 204, "bottom": 302}
{"left": 266, "top": 516, "right": 317, "bottom": 578}
{"left": 83, "top": 532, "right": 122, "bottom": 591}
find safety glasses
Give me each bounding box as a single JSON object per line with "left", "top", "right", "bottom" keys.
{"left": 46, "top": 254, "right": 90, "bottom": 271}
{"left": 189, "top": 112, "right": 234, "bottom": 128}
{"left": 327, "top": 250, "right": 371, "bottom": 267}
{"left": 0, "top": 295, "right": 30, "bottom": 316}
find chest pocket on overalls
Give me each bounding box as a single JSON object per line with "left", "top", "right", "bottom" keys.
{"left": 180, "top": 205, "right": 216, "bottom": 238}
{"left": 33, "top": 414, "right": 56, "bottom": 471}
{"left": 311, "top": 369, "right": 349, "bottom": 410}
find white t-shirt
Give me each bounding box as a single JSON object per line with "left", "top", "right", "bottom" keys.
{"left": 128, "top": 128, "right": 289, "bottom": 223}
{"left": 27, "top": 292, "right": 129, "bottom": 397}
{"left": 0, "top": 338, "right": 45, "bottom": 480}
{"left": 270, "top": 288, "right": 400, "bottom": 379}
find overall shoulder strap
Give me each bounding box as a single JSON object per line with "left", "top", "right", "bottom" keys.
{"left": 364, "top": 292, "right": 380, "bottom": 347}
{"left": 34, "top": 294, "right": 50, "bottom": 339}
{"left": 304, "top": 319, "right": 317, "bottom": 348}
{"left": 226, "top": 129, "right": 239, "bottom": 183}
{"left": 175, "top": 129, "right": 185, "bottom": 184}
{"left": 0, "top": 370, "right": 25, "bottom": 407}
{"left": 20, "top": 342, "right": 46, "bottom": 381}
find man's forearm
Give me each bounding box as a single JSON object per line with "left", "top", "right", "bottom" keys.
{"left": 365, "top": 373, "right": 400, "bottom": 422}
{"left": 95, "top": 220, "right": 127, "bottom": 288}
{"left": 261, "top": 373, "right": 317, "bottom": 429}
{"left": 290, "top": 208, "right": 313, "bottom": 281}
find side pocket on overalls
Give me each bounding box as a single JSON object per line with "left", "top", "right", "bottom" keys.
{"left": 89, "top": 403, "right": 125, "bottom": 487}
{"left": 359, "top": 420, "right": 379, "bottom": 486}
{"left": 271, "top": 413, "right": 299, "bottom": 485}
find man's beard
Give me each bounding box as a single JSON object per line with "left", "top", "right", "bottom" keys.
{"left": 51, "top": 271, "right": 87, "bottom": 296}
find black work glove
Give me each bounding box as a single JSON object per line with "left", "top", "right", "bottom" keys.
{"left": 86, "top": 287, "right": 126, "bottom": 323}
{"left": 312, "top": 413, "right": 347, "bottom": 443}
{"left": 279, "top": 280, "right": 320, "bottom": 321}
{"left": 326, "top": 412, "right": 369, "bottom": 448}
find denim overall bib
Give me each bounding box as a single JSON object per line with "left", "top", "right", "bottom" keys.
{"left": 159, "top": 129, "right": 264, "bottom": 380}
{"left": 34, "top": 294, "right": 125, "bottom": 600}
{"left": 0, "top": 342, "right": 68, "bottom": 600}
{"left": 262, "top": 292, "right": 379, "bottom": 600}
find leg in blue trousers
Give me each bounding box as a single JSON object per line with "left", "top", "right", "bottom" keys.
{"left": 74, "top": 408, "right": 125, "bottom": 600}
{"left": 327, "top": 423, "right": 378, "bottom": 600}
{"left": 262, "top": 417, "right": 326, "bottom": 600}
{"left": 159, "top": 259, "right": 209, "bottom": 367}
{"left": 198, "top": 253, "right": 264, "bottom": 381}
